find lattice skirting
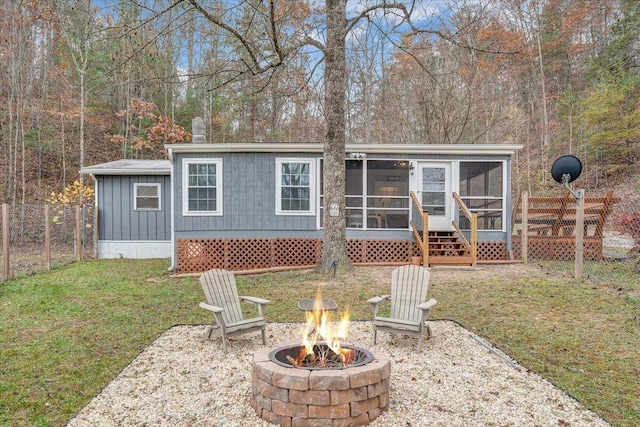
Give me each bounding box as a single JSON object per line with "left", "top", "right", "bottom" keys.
{"left": 512, "top": 236, "right": 603, "bottom": 261}
{"left": 479, "top": 241, "right": 506, "bottom": 261}
{"left": 177, "top": 238, "right": 508, "bottom": 273}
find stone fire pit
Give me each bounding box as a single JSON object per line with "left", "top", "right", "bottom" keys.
{"left": 251, "top": 342, "right": 391, "bottom": 426}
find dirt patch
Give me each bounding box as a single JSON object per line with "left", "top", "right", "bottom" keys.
{"left": 431, "top": 262, "right": 564, "bottom": 283}
{"left": 312, "top": 262, "right": 559, "bottom": 288}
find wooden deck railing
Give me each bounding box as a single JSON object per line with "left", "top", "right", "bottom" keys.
{"left": 512, "top": 190, "right": 619, "bottom": 238}
{"left": 511, "top": 190, "right": 619, "bottom": 264}
{"left": 453, "top": 192, "right": 478, "bottom": 267}
{"left": 409, "top": 191, "right": 477, "bottom": 267}
{"left": 409, "top": 191, "right": 429, "bottom": 266}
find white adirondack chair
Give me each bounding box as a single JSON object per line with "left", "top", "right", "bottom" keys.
{"left": 367, "top": 265, "right": 437, "bottom": 352}
{"left": 199, "top": 269, "right": 271, "bottom": 353}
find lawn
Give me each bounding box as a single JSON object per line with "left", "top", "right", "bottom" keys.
{"left": 0, "top": 259, "right": 638, "bottom": 426}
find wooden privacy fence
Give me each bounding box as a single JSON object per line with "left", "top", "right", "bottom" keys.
{"left": 511, "top": 191, "right": 619, "bottom": 261}
{"left": 1, "top": 203, "right": 95, "bottom": 282}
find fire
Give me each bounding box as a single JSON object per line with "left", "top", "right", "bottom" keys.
{"left": 294, "top": 288, "right": 353, "bottom": 367}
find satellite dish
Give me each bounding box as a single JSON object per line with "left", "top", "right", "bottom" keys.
{"left": 551, "top": 155, "right": 582, "bottom": 185}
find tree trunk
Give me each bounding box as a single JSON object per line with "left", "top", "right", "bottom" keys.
{"left": 316, "top": 0, "right": 351, "bottom": 273}
{"left": 79, "top": 69, "right": 85, "bottom": 185}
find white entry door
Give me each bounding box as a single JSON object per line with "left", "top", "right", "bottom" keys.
{"left": 414, "top": 162, "right": 452, "bottom": 230}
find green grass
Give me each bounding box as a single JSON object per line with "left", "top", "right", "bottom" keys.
{"left": 1, "top": 259, "right": 639, "bottom": 426}
{"left": 434, "top": 261, "right": 640, "bottom": 427}
{"left": 0, "top": 259, "right": 205, "bottom": 427}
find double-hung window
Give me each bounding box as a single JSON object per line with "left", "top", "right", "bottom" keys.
{"left": 276, "top": 158, "right": 315, "bottom": 215}
{"left": 134, "top": 183, "right": 161, "bottom": 211}
{"left": 182, "top": 158, "right": 222, "bottom": 215}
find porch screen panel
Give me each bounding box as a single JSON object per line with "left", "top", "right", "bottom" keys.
{"left": 366, "top": 160, "right": 410, "bottom": 229}
{"left": 345, "top": 160, "right": 363, "bottom": 228}
{"left": 459, "top": 162, "right": 504, "bottom": 230}
{"left": 318, "top": 159, "right": 364, "bottom": 228}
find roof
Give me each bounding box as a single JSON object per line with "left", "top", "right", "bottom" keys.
{"left": 80, "top": 159, "right": 171, "bottom": 175}
{"left": 165, "top": 142, "right": 523, "bottom": 157}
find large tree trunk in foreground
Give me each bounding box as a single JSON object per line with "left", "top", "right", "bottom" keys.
{"left": 316, "top": 0, "right": 351, "bottom": 273}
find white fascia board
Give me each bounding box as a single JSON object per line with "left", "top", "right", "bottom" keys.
{"left": 80, "top": 168, "right": 170, "bottom": 175}
{"left": 166, "top": 142, "right": 324, "bottom": 154}
{"left": 165, "top": 143, "right": 523, "bottom": 156}
{"left": 350, "top": 144, "right": 524, "bottom": 156}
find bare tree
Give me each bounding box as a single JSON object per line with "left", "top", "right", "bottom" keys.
{"left": 56, "top": 0, "right": 96, "bottom": 185}
{"left": 112, "top": 0, "right": 494, "bottom": 272}
{"left": 321, "top": 0, "right": 349, "bottom": 271}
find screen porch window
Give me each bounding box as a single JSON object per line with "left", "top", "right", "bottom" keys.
{"left": 345, "top": 160, "right": 364, "bottom": 228}
{"left": 319, "top": 159, "right": 410, "bottom": 229}
{"left": 276, "top": 159, "right": 315, "bottom": 215}
{"left": 183, "top": 159, "right": 222, "bottom": 215}
{"left": 134, "top": 183, "right": 161, "bottom": 211}
{"left": 459, "top": 162, "right": 504, "bottom": 230}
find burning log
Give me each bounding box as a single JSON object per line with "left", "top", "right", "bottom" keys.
{"left": 297, "top": 287, "right": 355, "bottom": 367}
{"left": 270, "top": 343, "right": 372, "bottom": 369}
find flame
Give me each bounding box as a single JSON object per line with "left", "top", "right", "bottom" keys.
{"left": 301, "top": 287, "right": 351, "bottom": 364}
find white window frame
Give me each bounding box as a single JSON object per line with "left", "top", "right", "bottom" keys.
{"left": 133, "top": 183, "right": 161, "bottom": 211}
{"left": 182, "top": 158, "right": 223, "bottom": 216}
{"left": 276, "top": 157, "right": 316, "bottom": 216}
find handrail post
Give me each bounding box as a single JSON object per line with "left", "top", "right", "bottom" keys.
{"left": 422, "top": 211, "right": 429, "bottom": 267}
{"left": 452, "top": 192, "right": 477, "bottom": 266}
{"left": 470, "top": 212, "right": 477, "bottom": 267}
{"left": 575, "top": 189, "right": 584, "bottom": 279}
{"left": 521, "top": 191, "right": 528, "bottom": 263}
{"left": 409, "top": 191, "right": 429, "bottom": 267}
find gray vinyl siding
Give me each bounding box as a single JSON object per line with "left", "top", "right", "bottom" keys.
{"left": 98, "top": 175, "right": 171, "bottom": 241}
{"left": 175, "top": 152, "right": 320, "bottom": 234}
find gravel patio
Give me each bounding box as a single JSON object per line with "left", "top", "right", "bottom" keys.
{"left": 66, "top": 320, "right": 609, "bottom": 427}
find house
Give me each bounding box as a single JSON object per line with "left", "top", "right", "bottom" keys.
{"left": 81, "top": 128, "right": 522, "bottom": 273}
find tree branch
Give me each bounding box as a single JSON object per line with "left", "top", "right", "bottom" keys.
{"left": 186, "top": 0, "right": 263, "bottom": 73}
{"left": 347, "top": 1, "right": 520, "bottom": 55}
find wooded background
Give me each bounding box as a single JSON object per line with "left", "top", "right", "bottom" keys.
{"left": 1, "top": 0, "right": 639, "bottom": 206}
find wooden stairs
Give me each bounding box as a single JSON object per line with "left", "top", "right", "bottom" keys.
{"left": 426, "top": 230, "right": 474, "bottom": 266}
{"left": 410, "top": 191, "right": 478, "bottom": 268}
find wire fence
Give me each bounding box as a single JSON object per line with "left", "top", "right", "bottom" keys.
{"left": 1, "top": 203, "right": 95, "bottom": 281}
{"left": 1, "top": 188, "right": 638, "bottom": 282}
